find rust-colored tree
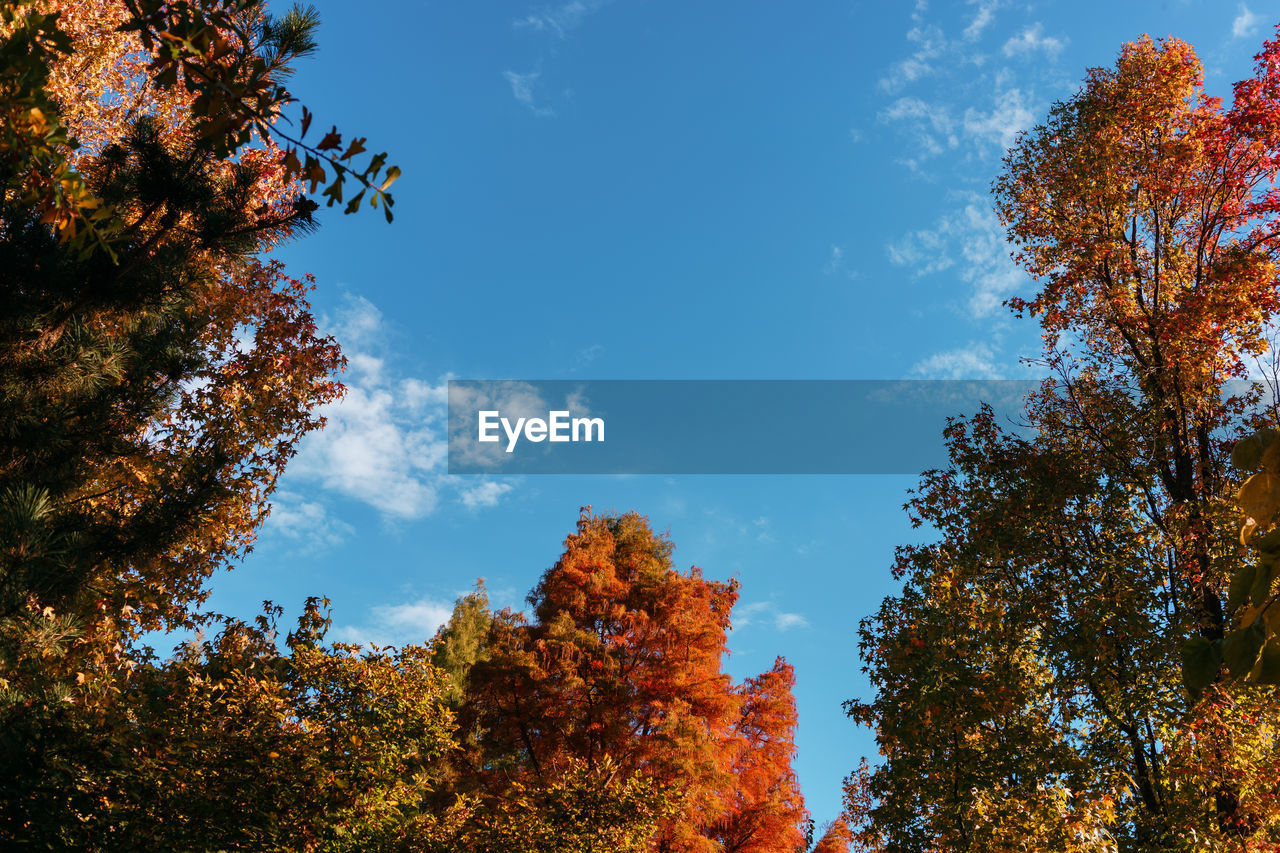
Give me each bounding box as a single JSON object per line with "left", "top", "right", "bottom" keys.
{"left": 452, "top": 511, "right": 812, "bottom": 853}
{"left": 712, "top": 658, "right": 809, "bottom": 853}
{"left": 810, "top": 819, "right": 852, "bottom": 853}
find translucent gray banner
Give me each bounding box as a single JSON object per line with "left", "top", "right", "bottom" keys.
{"left": 447, "top": 380, "right": 1042, "bottom": 474}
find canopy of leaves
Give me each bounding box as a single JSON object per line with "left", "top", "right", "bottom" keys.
{"left": 847, "top": 31, "right": 1280, "bottom": 853}
{"left": 446, "top": 511, "right": 812, "bottom": 853}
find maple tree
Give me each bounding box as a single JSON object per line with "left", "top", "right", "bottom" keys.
{"left": 846, "top": 31, "right": 1280, "bottom": 852}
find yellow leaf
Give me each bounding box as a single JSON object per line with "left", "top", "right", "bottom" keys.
{"left": 1238, "top": 471, "right": 1280, "bottom": 528}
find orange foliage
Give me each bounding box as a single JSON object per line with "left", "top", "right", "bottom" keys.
{"left": 811, "top": 818, "right": 853, "bottom": 853}
{"left": 460, "top": 511, "right": 810, "bottom": 852}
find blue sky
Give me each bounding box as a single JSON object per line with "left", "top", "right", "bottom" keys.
{"left": 201, "top": 0, "right": 1280, "bottom": 830}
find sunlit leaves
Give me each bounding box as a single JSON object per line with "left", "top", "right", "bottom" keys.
{"left": 454, "top": 511, "right": 810, "bottom": 853}
{"left": 852, "top": 29, "right": 1280, "bottom": 852}
{"left": 1218, "top": 427, "right": 1280, "bottom": 687}
{"left": 9, "top": 0, "right": 400, "bottom": 270}
{"left": 0, "top": 1, "right": 119, "bottom": 257}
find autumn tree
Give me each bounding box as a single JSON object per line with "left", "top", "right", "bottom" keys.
{"left": 431, "top": 580, "right": 494, "bottom": 709}
{"left": 810, "top": 819, "right": 852, "bottom": 853}
{"left": 711, "top": 659, "right": 809, "bottom": 853}
{"left": 847, "top": 31, "right": 1280, "bottom": 852}
{"left": 447, "top": 511, "right": 813, "bottom": 853}
{"left": 3, "top": 599, "right": 469, "bottom": 849}
{"left": 0, "top": 0, "right": 461, "bottom": 846}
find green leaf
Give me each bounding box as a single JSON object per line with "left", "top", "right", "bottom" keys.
{"left": 1228, "top": 564, "right": 1257, "bottom": 612}
{"left": 1257, "top": 638, "right": 1280, "bottom": 685}
{"left": 1181, "top": 636, "right": 1222, "bottom": 692}
{"left": 1222, "top": 621, "right": 1266, "bottom": 678}
{"left": 1233, "top": 434, "right": 1265, "bottom": 471}
{"left": 1251, "top": 558, "right": 1276, "bottom": 608}
{"left": 1258, "top": 526, "right": 1280, "bottom": 555}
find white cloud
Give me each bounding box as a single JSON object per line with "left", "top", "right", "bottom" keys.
{"left": 886, "top": 193, "right": 1025, "bottom": 318}
{"left": 1002, "top": 23, "right": 1065, "bottom": 59}
{"left": 826, "top": 245, "right": 844, "bottom": 271}
{"left": 282, "top": 294, "right": 514, "bottom": 525}
{"left": 962, "top": 87, "right": 1034, "bottom": 154}
{"left": 445, "top": 380, "right": 560, "bottom": 470}
{"left": 503, "top": 70, "right": 555, "bottom": 117}
{"left": 1233, "top": 4, "right": 1261, "bottom": 38}
{"left": 879, "top": 19, "right": 946, "bottom": 93}
{"left": 514, "top": 0, "right": 611, "bottom": 37}
{"left": 887, "top": 225, "right": 956, "bottom": 277}
{"left": 293, "top": 382, "right": 446, "bottom": 519}
{"left": 911, "top": 341, "right": 1003, "bottom": 379}
{"left": 774, "top": 612, "right": 810, "bottom": 631}
{"left": 823, "top": 244, "right": 858, "bottom": 279}
{"left": 506, "top": 0, "right": 611, "bottom": 116}
{"left": 265, "top": 493, "right": 355, "bottom": 548}
{"left": 333, "top": 596, "right": 454, "bottom": 647}
{"left": 332, "top": 293, "right": 383, "bottom": 347}
{"left": 459, "top": 481, "right": 514, "bottom": 509}
{"left": 734, "top": 601, "right": 809, "bottom": 632}
{"left": 962, "top": 0, "right": 1002, "bottom": 42}
{"left": 874, "top": 1, "right": 1054, "bottom": 175}
{"left": 879, "top": 96, "right": 958, "bottom": 163}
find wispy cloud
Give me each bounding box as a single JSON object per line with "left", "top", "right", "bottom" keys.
{"left": 774, "top": 612, "right": 809, "bottom": 630}
{"left": 1233, "top": 4, "right": 1261, "bottom": 38}
{"left": 503, "top": 70, "right": 556, "bottom": 117}
{"left": 879, "top": 97, "right": 958, "bottom": 166}
{"left": 887, "top": 225, "right": 955, "bottom": 277}
{"left": 962, "top": 0, "right": 1003, "bottom": 42}
{"left": 879, "top": 15, "right": 947, "bottom": 93}
{"left": 734, "top": 601, "right": 809, "bottom": 632}
{"left": 573, "top": 344, "right": 603, "bottom": 371}
{"left": 823, "top": 245, "right": 858, "bottom": 279}
{"left": 1002, "top": 23, "right": 1065, "bottom": 59}
{"left": 911, "top": 341, "right": 1003, "bottom": 379}
{"left": 265, "top": 493, "right": 355, "bottom": 549}
{"left": 460, "top": 481, "right": 514, "bottom": 509}
{"left": 333, "top": 596, "right": 455, "bottom": 647}
{"left": 962, "top": 87, "right": 1034, "bottom": 154}
{"left": 504, "top": 0, "right": 611, "bottom": 115}
{"left": 514, "top": 0, "right": 611, "bottom": 37}
{"left": 886, "top": 192, "right": 1026, "bottom": 318}
{"left": 876, "top": 2, "right": 1052, "bottom": 173}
